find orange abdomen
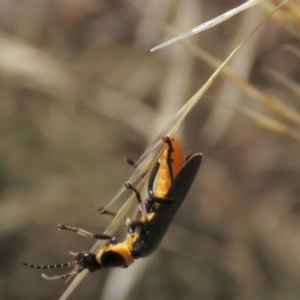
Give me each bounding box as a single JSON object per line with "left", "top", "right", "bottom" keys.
{"left": 155, "top": 137, "right": 184, "bottom": 198}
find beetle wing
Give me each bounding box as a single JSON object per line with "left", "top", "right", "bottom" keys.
{"left": 132, "top": 153, "right": 202, "bottom": 258}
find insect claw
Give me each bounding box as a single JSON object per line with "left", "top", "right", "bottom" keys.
{"left": 125, "top": 156, "right": 137, "bottom": 168}
{"left": 57, "top": 223, "right": 66, "bottom": 230}
{"left": 124, "top": 181, "right": 131, "bottom": 189}
{"left": 98, "top": 207, "right": 117, "bottom": 217}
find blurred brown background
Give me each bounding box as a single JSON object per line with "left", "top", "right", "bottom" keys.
{"left": 1, "top": 0, "right": 300, "bottom": 299}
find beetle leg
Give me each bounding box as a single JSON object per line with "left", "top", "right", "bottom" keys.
{"left": 147, "top": 197, "right": 174, "bottom": 205}
{"left": 124, "top": 217, "right": 134, "bottom": 236}
{"left": 146, "top": 136, "right": 176, "bottom": 211}
{"left": 162, "top": 135, "right": 175, "bottom": 190}
{"left": 125, "top": 217, "right": 145, "bottom": 236}
{"left": 145, "top": 196, "right": 174, "bottom": 216}
{"left": 98, "top": 206, "right": 117, "bottom": 217}
{"left": 124, "top": 182, "right": 148, "bottom": 222}
{"left": 125, "top": 156, "right": 148, "bottom": 178}
{"left": 125, "top": 156, "right": 137, "bottom": 168}
{"left": 57, "top": 224, "right": 118, "bottom": 245}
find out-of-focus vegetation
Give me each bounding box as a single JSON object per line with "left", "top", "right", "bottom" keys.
{"left": 1, "top": 0, "right": 300, "bottom": 299}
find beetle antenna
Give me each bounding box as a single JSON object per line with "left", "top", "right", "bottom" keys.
{"left": 22, "top": 252, "right": 83, "bottom": 281}
{"left": 41, "top": 269, "right": 82, "bottom": 281}
{"left": 21, "top": 251, "right": 79, "bottom": 270}
{"left": 21, "top": 260, "right": 77, "bottom": 269}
